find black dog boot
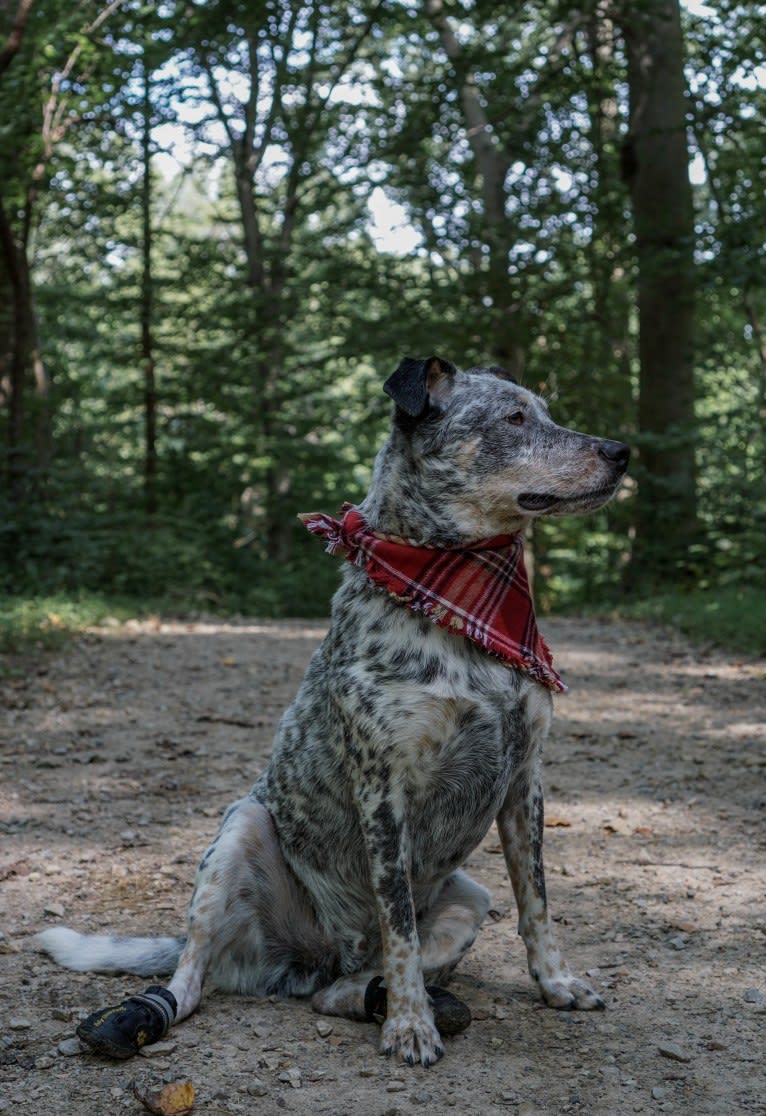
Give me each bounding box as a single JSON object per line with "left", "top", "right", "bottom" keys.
{"left": 364, "top": 975, "right": 472, "bottom": 1036}
{"left": 76, "top": 985, "right": 177, "bottom": 1059}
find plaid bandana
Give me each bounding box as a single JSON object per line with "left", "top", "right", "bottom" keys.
{"left": 299, "top": 504, "right": 566, "bottom": 693}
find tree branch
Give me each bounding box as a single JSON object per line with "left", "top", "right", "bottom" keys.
{"left": 0, "top": 0, "right": 33, "bottom": 80}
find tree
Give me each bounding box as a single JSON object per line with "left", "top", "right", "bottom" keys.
{"left": 621, "top": 0, "right": 697, "bottom": 581}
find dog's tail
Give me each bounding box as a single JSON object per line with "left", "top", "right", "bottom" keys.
{"left": 36, "top": 927, "right": 185, "bottom": 977}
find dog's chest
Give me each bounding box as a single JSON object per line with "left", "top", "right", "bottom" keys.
{"left": 328, "top": 586, "right": 552, "bottom": 867}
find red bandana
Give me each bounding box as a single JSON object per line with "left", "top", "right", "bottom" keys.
{"left": 299, "top": 504, "right": 566, "bottom": 693}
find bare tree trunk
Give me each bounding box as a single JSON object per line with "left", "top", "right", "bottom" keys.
{"left": 585, "top": 6, "right": 632, "bottom": 420}
{"left": 140, "top": 63, "right": 157, "bottom": 517}
{"left": 621, "top": 0, "right": 697, "bottom": 582}
{"left": 423, "top": 0, "right": 524, "bottom": 376}
{"left": 0, "top": 197, "right": 30, "bottom": 494}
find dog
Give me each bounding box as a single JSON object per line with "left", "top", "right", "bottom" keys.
{"left": 38, "top": 356, "right": 630, "bottom": 1067}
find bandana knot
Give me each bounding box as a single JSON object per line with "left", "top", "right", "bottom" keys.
{"left": 299, "top": 504, "right": 566, "bottom": 694}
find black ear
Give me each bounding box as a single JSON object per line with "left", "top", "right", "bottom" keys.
{"left": 383, "top": 356, "right": 457, "bottom": 418}
{"left": 487, "top": 365, "right": 518, "bottom": 385}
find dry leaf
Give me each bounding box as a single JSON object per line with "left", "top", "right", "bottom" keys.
{"left": 132, "top": 1080, "right": 196, "bottom": 1116}
{"left": 544, "top": 816, "right": 572, "bottom": 828}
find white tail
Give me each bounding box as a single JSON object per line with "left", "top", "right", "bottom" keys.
{"left": 36, "top": 927, "right": 184, "bottom": 977}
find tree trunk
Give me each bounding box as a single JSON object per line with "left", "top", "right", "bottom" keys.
{"left": 0, "top": 197, "right": 30, "bottom": 494}
{"left": 140, "top": 63, "right": 157, "bottom": 517}
{"left": 584, "top": 8, "right": 632, "bottom": 429}
{"left": 423, "top": 0, "right": 525, "bottom": 376}
{"left": 621, "top": 0, "right": 697, "bottom": 583}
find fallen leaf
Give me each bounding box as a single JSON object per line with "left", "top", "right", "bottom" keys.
{"left": 633, "top": 826, "right": 654, "bottom": 836}
{"left": 132, "top": 1080, "right": 196, "bottom": 1116}
{"left": 544, "top": 816, "right": 572, "bottom": 828}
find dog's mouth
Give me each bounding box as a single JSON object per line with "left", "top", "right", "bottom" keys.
{"left": 518, "top": 484, "right": 617, "bottom": 512}
{"left": 517, "top": 492, "right": 560, "bottom": 511}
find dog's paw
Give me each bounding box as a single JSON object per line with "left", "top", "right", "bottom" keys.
{"left": 538, "top": 973, "right": 605, "bottom": 1011}
{"left": 381, "top": 1014, "right": 444, "bottom": 1067}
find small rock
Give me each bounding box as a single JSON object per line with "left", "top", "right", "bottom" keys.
{"left": 658, "top": 1042, "right": 691, "bottom": 1063}
{"left": 652, "top": 1086, "right": 667, "bottom": 1101}
{"left": 386, "top": 1081, "right": 407, "bottom": 1092}
{"left": 247, "top": 1080, "right": 268, "bottom": 1097}
{"left": 58, "top": 1038, "right": 85, "bottom": 1056}
{"left": 138, "top": 1040, "right": 177, "bottom": 1057}
{"left": 278, "top": 1067, "right": 302, "bottom": 1089}
{"left": 743, "top": 988, "right": 766, "bottom": 1004}
{"left": 44, "top": 902, "right": 65, "bottom": 918}
{"left": 51, "top": 1008, "right": 72, "bottom": 1022}
{"left": 9, "top": 1018, "right": 32, "bottom": 1030}
{"left": 315, "top": 1020, "right": 334, "bottom": 1037}
{"left": 667, "top": 936, "right": 687, "bottom": 951}
{"left": 34, "top": 1055, "right": 55, "bottom": 1070}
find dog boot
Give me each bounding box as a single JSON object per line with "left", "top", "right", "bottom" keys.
{"left": 364, "top": 975, "right": 472, "bottom": 1036}
{"left": 76, "top": 985, "right": 177, "bottom": 1059}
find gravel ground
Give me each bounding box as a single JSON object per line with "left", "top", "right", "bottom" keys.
{"left": 1, "top": 615, "right": 765, "bottom": 1115}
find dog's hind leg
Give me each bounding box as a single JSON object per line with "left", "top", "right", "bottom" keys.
{"left": 312, "top": 870, "right": 489, "bottom": 1039}
{"left": 497, "top": 761, "right": 605, "bottom": 1011}
{"left": 419, "top": 869, "right": 491, "bottom": 982}
{"left": 75, "top": 797, "right": 329, "bottom": 1057}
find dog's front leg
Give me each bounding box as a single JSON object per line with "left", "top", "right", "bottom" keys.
{"left": 358, "top": 791, "right": 444, "bottom": 1067}
{"left": 496, "top": 760, "right": 605, "bottom": 1011}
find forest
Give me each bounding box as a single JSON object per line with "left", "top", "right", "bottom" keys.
{"left": 1, "top": 0, "right": 764, "bottom": 648}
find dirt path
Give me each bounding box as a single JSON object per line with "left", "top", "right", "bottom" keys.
{"left": 1, "top": 617, "right": 765, "bottom": 1116}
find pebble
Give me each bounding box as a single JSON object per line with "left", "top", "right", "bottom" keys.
{"left": 667, "top": 936, "right": 687, "bottom": 951}
{"left": 34, "top": 1055, "right": 55, "bottom": 1070}
{"left": 44, "top": 902, "right": 65, "bottom": 917}
{"left": 743, "top": 988, "right": 766, "bottom": 1004}
{"left": 652, "top": 1086, "right": 667, "bottom": 1100}
{"left": 315, "top": 1020, "right": 334, "bottom": 1037}
{"left": 657, "top": 1042, "right": 691, "bottom": 1063}
{"left": 386, "top": 1081, "right": 407, "bottom": 1092}
{"left": 138, "top": 1040, "right": 177, "bottom": 1057}
{"left": 58, "top": 1038, "right": 85, "bottom": 1057}
{"left": 247, "top": 1079, "right": 268, "bottom": 1097}
{"left": 278, "top": 1067, "right": 302, "bottom": 1088}
{"left": 9, "top": 1018, "right": 32, "bottom": 1030}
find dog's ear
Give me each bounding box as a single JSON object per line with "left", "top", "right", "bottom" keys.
{"left": 487, "top": 365, "right": 518, "bottom": 385}
{"left": 383, "top": 356, "right": 457, "bottom": 417}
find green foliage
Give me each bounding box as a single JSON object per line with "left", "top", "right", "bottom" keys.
{"left": 618, "top": 587, "right": 766, "bottom": 657}
{"left": 1, "top": 0, "right": 764, "bottom": 620}
{"left": 0, "top": 591, "right": 136, "bottom": 656}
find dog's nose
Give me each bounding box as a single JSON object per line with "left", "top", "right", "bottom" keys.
{"left": 597, "top": 440, "right": 630, "bottom": 468}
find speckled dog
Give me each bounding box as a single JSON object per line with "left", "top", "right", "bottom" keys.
{"left": 39, "top": 357, "right": 630, "bottom": 1067}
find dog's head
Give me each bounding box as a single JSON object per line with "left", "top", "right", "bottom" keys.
{"left": 379, "top": 355, "right": 630, "bottom": 541}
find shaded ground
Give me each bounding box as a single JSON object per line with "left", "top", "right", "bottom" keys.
{"left": 1, "top": 616, "right": 765, "bottom": 1115}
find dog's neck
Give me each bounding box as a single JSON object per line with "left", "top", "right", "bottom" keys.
{"left": 358, "top": 434, "right": 530, "bottom": 547}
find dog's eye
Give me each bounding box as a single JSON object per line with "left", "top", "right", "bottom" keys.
{"left": 505, "top": 411, "right": 525, "bottom": 425}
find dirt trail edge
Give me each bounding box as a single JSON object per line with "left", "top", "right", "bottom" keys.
{"left": 1, "top": 617, "right": 765, "bottom": 1116}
